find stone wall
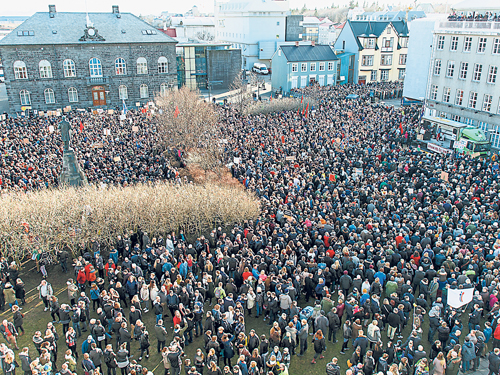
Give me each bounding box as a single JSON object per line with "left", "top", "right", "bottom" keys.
{"left": 0, "top": 42, "right": 177, "bottom": 113}
{"left": 207, "top": 49, "right": 241, "bottom": 90}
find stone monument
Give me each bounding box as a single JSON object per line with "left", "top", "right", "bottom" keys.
{"left": 59, "top": 117, "right": 88, "bottom": 187}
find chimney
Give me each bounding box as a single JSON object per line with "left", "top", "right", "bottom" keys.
{"left": 295, "top": 41, "right": 299, "bottom": 47}
{"left": 112, "top": 5, "right": 120, "bottom": 14}
{"left": 49, "top": 5, "right": 56, "bottom": 18}
{"left": 311, "top": 41, "right": 315, "bottom": 47}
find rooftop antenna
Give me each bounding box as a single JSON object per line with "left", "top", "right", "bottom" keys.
{"left": 85, "top": 0, "right": 93, "bottom": 27}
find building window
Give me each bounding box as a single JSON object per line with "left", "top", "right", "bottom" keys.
{"left": 63, "top": 59, "right": 76, "bottom": 78}
{"left": 442, "top": 87, "right": 451, "bottom": 103}
{"left": 473, "top": 64, "right": 482, "bottom": 82}
{"left": 483, "top": 94, "right": 493, "bottom": 112}
{"left": 140, "top": 84, "right": 149, "bottom": 98}
{"left": 455, "top": 89, "right": 464, "bottom": 105}
{"left": 488, "top": 66, "right": 497, "bottom": 84}
{"left": 478, "top": 37, "right": 487, "bottom": 53}
{"left": 371, "top": 70, "right": 377, "bottom": 81}
{"left": 319, "top": 62, "right": 325, "bottom": 71}
{"left": 160, "top": 83, "right": 169, "bottom": 96}
{"left": 380, "top": 70, "right": 389, "bottom": 81}
{"left": 13, "top": 61, "right": 28, "bottom": 80}
{"left": 89, "top": 58, "right": 102, "bottom": 77}
{"left": 137, "top": 57, "right": 148, "bottom": 74}
{"left": 363, "top": 38, "right": 375, "bottom": 48}
{"left": 399, "top": 54, "right": 407, "bottom": 65}
{"left": 328, "top": 62, "right": 334, "bottom": 71}
{"left": 468, "top": 91, "right": 478, "bottom": 108}
{"left": 450, "top": 36, "right": 458, "bottom": 51}
{"left": 430, "top": 85, "right": 438, "bottom": 100}
{"left": 39, "top": 60, "right": 52, "bottom": 79}
{"left": 362, "top": 55, "right": 374, "bottom": 66}
{"left": 446, "top": 61, "right": 454, "bottom": 78}
{"left": 382, "top": 37, "right": 393, "bottom": 49}
{"left": 158, "top": 56, "right": 169, "bottom": 73}
{"left": 400, "top": 37, "right": 408, "bottom": 48}
{"left": 119, "top": 85, "right": 128, "bottom": 100}
{"left": 44, "top": 88, "right": 55, "bottom": 104}
{"left": 398, "top": 69, "right": 405, "bottom": 80}
{"left": 292, "top": 63, "right": 298, "bottom": 72}
{"left": 463, "top": 37, "right": 472, "bottom": 52}
{"left": 115, "top": 58, "right": 127, "bottom": 75}
{"left": 493, "top": 38, "right": 500, "bottom": 54}
{"left": 459, "top": 62, "right": 468, "bottom": 80}
{"left": 19, "top": 90, "right": 30, "bottom": 105}
{"left": 437, "top": 36, "right": 445, "bottom": 50}
{"left": 380, "top": 55, "right": 392, "bottom": 66}
{"left": 434, "top": 59, "right": 441, "bottom": 75}
{"left": 310, "top": 63, "right": 316, "bottom": 71}
{"left": 301, "top": 63, "right": 307, "bottom": 72}
{"left": 68, "top": 87, "right": 78, "bottom": 103}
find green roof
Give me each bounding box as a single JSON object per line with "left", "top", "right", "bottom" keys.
{"left": 348, "top": 19, "right": 409, "bottom": 41}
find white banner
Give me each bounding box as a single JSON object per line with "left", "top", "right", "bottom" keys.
{"left": 447, "top": 288, "right": 473, "bottom": 308}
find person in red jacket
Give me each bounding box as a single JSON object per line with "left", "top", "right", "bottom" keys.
{"left": 87, "top": 266, "right": 97, "bottom": 285}
{"left": 104, "top": 260, "right": 116, "bottom": 276}
{"left": 77, "top": 269, "right": 87, "bottom": 292}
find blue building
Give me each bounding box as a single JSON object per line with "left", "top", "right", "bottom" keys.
{"left": 336, "top": 52, "right": 356, "bottom": 85}
{"left": 271, "top": 44, "right": 338, "bottom": 94}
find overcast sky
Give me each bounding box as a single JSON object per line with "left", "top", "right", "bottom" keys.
{"left": 1, "top": 0, "right": 457, "bottom": 17}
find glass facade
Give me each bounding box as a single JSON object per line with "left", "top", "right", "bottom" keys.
{"left": 176, "top": 45, "right": 228, "bottom": 89}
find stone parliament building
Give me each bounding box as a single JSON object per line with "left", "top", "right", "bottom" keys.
{"left": 0, "top": 5, "right": 177, "bottom": 113}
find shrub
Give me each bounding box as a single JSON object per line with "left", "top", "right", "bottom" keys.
{"left": 0, "top": 182, "right": 260, "bottom": 261}
{"left": 246, "top": 97, "right": 318, "bottom": 115}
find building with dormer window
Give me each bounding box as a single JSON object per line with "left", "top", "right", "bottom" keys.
{"left": 333, "top": 20, "right": 410, "bottom": 84}
{"left": 0, "top": 5, "right": 177, "bottom": 113}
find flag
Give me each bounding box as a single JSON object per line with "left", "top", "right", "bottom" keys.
{"left": 174, "top": 105, "right": 180, "bottom": 118}
{"left": 305, "top": 102, "right": 309, "bottom": 116}
{"left": 447, "top": 288, "right": 473, "bottom": 308}
{"left": 122, "top": 99, "right": 127, "bottom": 114}
{"left": 400, "top": 122, "right": 403, "bottom": 135}
{"left": 329, "top": 174, "right": 336, "bottom": 182}
{"left": 270, "top": 95, "right": 273, "bottom": 102}
{"left": 301, "top": 95, "right": 303, "bottom": 104}
{"left": 79, "top": 122, "right": 83, "bottom": 133}
{"left": 281, "top": 135, "right": 285, "bottom": 144}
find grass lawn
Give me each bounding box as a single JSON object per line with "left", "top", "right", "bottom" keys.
{"left": 11, "top": 260, "right": 430, "bottom": 374}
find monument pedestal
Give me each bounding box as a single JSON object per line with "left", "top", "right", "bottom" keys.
{"left": 59, "top": 148, "right": 87, "bottom": 187}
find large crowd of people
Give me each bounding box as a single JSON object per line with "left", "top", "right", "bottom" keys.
{"left": 447, "top": 11, "right": 499, "bottom": 22}
{"left": 0, "top": 81, "right": 499, "bottom": 375}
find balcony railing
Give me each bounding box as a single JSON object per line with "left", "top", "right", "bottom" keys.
{"left": 86, "top": 76, "right": 109, "bottom": 85}
{"left": 438, "top": 21, "right": 500, "bottom": 31}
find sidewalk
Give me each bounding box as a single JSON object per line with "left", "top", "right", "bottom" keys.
{"left": 475, "top": 357, "right": 489, "bottom": 375}
{"left": 199, "top": 81, "right": 273, "bottom": 102}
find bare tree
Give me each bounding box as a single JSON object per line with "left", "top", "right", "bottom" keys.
{"left": 196, "top": 30, "right": 214, "bottom": 41}
{"left": 155, "top": 86, "right": 218, "bottom": 152}
{"left": 229, "top": 71, "right": 252, "bottom": 115}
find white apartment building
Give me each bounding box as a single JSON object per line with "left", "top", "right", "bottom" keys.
{"left": 214, "top": 0, "right": 290, "bottom": 70}
{"left": 403, "top": 15, "right": 446, "bottom": 101}
{"left": 425, "top": 20, "right": 500, "bottom": 148}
